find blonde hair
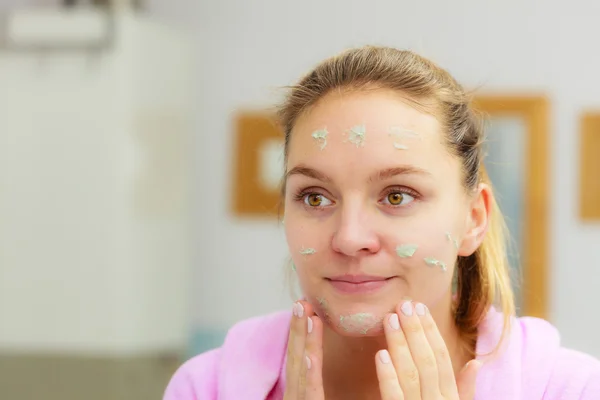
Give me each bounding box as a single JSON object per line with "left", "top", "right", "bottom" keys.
{"left": 278, "top": 46, "right": 515, "bottom": 356}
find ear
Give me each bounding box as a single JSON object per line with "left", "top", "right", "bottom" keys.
{"left": 458, "top": 183, "right": 493, "bottom": 257}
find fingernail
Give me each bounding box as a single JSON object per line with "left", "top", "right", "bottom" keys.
{"left": 471, "top": 360, "right": 483, "bottom": 370}
{"left": 401, "top": 301, "right": 413, "bottom": 316}
{"left": 307, "top": 317, "right": 313, "bottom": 333}
{"left": 462, "top": 359, "right": 482, "bottom": 373}
{"left": 295, "top": 302, "right": 304, "bottom": 318}
{"left": 379, "top": 350, "right": 391, "bottom": 364}
{"left": 415, "top": 303, "right": 426, "bottom": 316}
{"left": 388, "top": 313, "right": 400, "bottom": 330}
{"left": 305, "top": 355, "right": 312, "bottom": 370}
{"left": 292, "top": 303, "right": 298, "bottom": 317}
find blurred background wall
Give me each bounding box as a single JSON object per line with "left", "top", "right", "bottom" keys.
{"left": 1, "top": 0, "right": 599, "bottom": 399}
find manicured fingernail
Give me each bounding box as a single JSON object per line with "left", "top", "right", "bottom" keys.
{"left": 462, "top": 359, "right": 482, "bottom": 374}
{"left": 379, "top": 350, "right": 391, "bottom": 364}
{"left": 415, "top": 303, "right": 426, "bottom": 316}
{"left": 471, "top": 360, "right": 483, "bottom": 370}
{"left": 401, "top": 301, "right": 413, "bottom": 316}
{"left": 305, "top": 355, "right": 312, "bottom": 370}
{"left": 307, "top": 317, "right": 313, "bottom": 333}
{"left": 388, "top": 313, "right": 400, "bottom": 330}
{"left": 295, "top": 302, "right": 304, "bottom": 318}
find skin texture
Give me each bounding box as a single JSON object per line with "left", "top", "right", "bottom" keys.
{"left": 283, "top": 89, "right": 491, "bottom": 399}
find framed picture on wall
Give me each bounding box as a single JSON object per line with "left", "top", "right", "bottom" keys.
{"left": 231, "top": 111, "right": 284, "bottom": 218}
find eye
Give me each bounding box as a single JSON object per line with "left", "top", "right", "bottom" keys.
{"left": 304, "top": 193, "right": 332, "bottom": 207}
{"left": 382, "top": 191, "right": 415, "bottom": 206}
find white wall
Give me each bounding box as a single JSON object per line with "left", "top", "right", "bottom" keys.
{"left": 0, "top": 11, "right": 194, "bottom": 354}
{"left": 149, "top": 0, "right": 600, "bottom": 356}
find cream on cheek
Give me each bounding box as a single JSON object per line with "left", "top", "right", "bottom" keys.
{"left": 299, "top": 247, "right": 317, "bottom": 255}
{"left": 395, "top": 230, "right": 461, "bottom": 273}
{"left": 387, "top": 231, "right": 461, "bottom": 316}
{"left": 392, "top": 183, "right": 465, "bottom": 274}
{"left": 289, "top": 247, "right": 317, "bottom": 271}
{"left": 286, "top": 219, "right": 326, "bottom": 280}
{"left": 446, "top": 231, "right": 460, "bottom": 250}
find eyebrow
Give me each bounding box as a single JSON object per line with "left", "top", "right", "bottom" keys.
{"left": 285, "top": 165, "right": 432, "bottom": 183}
{"left": 369, "top": 166, "right": 433, "bottom": 182}
{"left": 286, "top": 165, "right": 332, "bottom": 183}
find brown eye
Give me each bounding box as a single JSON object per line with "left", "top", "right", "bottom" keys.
{"left": 307, "top": 194, "right": 323, "bottom": 206}
{"left": 303, "top": 193, "right": 332, "bottom": 207}
{"left": 387, "top": 192, "right": 404, "bottom": 205}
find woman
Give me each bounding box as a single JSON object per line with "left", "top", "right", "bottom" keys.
{"left": 164, "top": 46, "right": 600, "bottom": 399}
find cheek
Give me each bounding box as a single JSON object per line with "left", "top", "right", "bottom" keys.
{"left": 383, "top": 221, "right": 457, "bottom": 307}
{"left": 284, "top": 215, "right": 330, "bottom": 276}
{"left": 285, "top": 216, "right": 321, "bottom": 252}
{"left": 388, "top": 214, "right": 460, "bottom": 276}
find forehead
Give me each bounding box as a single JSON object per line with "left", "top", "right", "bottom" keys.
{"left": 287, "top": 89, "right": 451, "bottom": 174}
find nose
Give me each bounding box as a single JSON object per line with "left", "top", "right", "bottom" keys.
{"left": 331, "top": 206, "right": 381, "bottom": 257}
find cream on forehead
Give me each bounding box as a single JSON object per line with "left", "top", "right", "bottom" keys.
{"left": 389, "top": 126, "right": 421, "bottom": 138}
{"left": 311, "top": 128, "right": 328, "bottom": 150}
{"left": 389, "top": 125, "right": 422, "bottom": 150}
{"left": 346, "top": 124, "right": 366, "bottom": 147}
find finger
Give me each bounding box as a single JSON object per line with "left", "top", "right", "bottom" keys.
{"left": 376, "top": 349, "right": 404, "bottom": 400}
{"left": 416, "top": 303, "right": 458, "bottom": 398}
{"left": 383, "top": 312, "right": 421, "bottom": 399}
{"left": 284, "top": 300, "right": 313, "bottom": 398}
{"left": 297, "top": 303, "right": 317, "bottom": 398}
{"left": 456, "top": 360, "right": 481, "bottom": 400}
{"left": 397, "top": 301, "right": 440, "bottom": 399}
{"left": 304, "top": 316, "right": 325, "bottom": 399}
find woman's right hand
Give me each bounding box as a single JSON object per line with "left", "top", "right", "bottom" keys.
{"left": 284, "top": 300, "right": 325, "bottom": 400}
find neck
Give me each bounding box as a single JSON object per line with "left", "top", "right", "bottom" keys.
{"left": 321, "top": 297, "right": 472, "bottom": 398}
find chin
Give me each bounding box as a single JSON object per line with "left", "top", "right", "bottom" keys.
{"left": 309, "top": 295, "right": 397, "bottom": 337}
{"left": 330, "top": 315, "right": 386, "bottom": 337}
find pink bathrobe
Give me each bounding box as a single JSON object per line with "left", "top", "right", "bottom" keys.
{"left": 163, "top": 307, "right": 600, "bottom": 399}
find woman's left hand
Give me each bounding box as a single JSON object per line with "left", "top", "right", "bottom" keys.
{"left": 375, "top": 301, "right": 481, "bottom": 400}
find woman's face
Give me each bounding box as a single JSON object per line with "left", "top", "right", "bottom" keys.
{"left": 284, "top": 89, "right": 488, "bottom": 336}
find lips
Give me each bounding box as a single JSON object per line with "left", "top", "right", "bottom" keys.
{"left": 326, "top": 275, "right": 394, "bottom": 294}
{"left": 328, "top": 274, "right": 389, "bottom": 283}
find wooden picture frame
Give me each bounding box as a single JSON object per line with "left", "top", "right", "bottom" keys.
{"left": 231, "top": 112, "right": 284, "bottom": 217}
{"left": 580, "top": 113, "right": 600, "bottom": 221}
{"left": 473, "top": 95, "right": 550, "bottom": 319}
